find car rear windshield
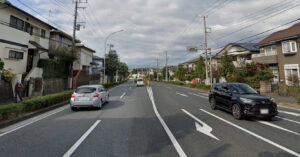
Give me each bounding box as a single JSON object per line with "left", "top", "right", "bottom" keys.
{"left": 137, "top": 79, "right": 143, "bottom": 81}
{"left": 75, "top": 87, "right": 97, "bottom": 94}
{"left": 230, "top": 84, "right": 257, "bottom": 95}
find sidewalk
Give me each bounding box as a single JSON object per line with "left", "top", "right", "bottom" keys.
{"left": 263, "top": 93, "right": 300, "bottom": 109}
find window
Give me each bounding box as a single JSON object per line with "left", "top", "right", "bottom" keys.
{"left": 264, "top": 45, "right": 277, "bottom": 56}
{"left": 24, "top": 22, "right": 31, "bottom": 33}
{"left": 282, "top": 41, "right": 297, "bottom": 54}
{"left": 10, "top": 16, "right": 24, "bottom": 31}
{"left": 284, "top": 64, "right": 299, "bottom": 85}
{"left": 41, "top": 29, "right": 46, "bottom": 38}
{"left": 75, "top": 87, "right": 96, "bottom": 94}
{"left": 8, "top": 50, "right": 23, "bottom": 59}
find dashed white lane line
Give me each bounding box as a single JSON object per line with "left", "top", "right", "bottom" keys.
{"left": 200, "top": 109, "right": 300, "bottom": 157}
{"left": 63, "top": 120, "right": 101, "bottom": 157}
{"left": 188, "top": 92, "right": 208, "bottom": 99}
{"left": 176, "top": 92, "right": 189, "bottom": 97}
{"left": 0, "top": 106, "right": 68, "bottom": 137}
{"left": 257, "top": 121, "right": 300, "bottom": 136}
{"left": 279, "top": 110, "right": 300, "bottom": 117}
{"left": 278, "top": 105, "right": 300, "bottom": 112}
{"left": 276, "top": 116, "right": 300, "bottom": 125}
{"left": 120, "top": 92, "right": 126, "bottom": 99}
{"left": 147, "top": 87, "right": 187, "bottom": 157}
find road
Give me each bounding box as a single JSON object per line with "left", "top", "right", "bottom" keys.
{"left": 0, "top": 81, "right": 299, "bottom": 157}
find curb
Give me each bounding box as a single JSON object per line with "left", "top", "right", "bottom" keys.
{"left": 0, "top": 101, "right": 69, "bottom": 129}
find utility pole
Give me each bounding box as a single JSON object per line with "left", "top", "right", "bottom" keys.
{"left": 203, "top": 15, "right": 209, "bottom": 85}
{"left": 156, "top": 58, "right": 159, "bottom": 81}
{"left": 165, "top": 51, "right": 168, "bottom": 81}
{"left": 209, "top": 49, "right": 213, "bottom": 85}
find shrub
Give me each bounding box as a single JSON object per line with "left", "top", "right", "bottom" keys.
{"left": 296, "top": 96, "right": 300, "bottom": 104}
{"left": 0, "top": 58, "right": 4, "bottom": 71}
{"left": 102, "top": 80, "right": 128, "bottom": 89}
{"left": 163, "top": 81, "right": 184, "bottom": 86}
{"left": 190, "top": 84, "right": 211, "bottom": 91}
{"left": 0, "top": 90, "right": 74, "bottom": 121}
{"left": 38, "top": 59, "right": 69, "bottom": 78}
{"left": 2, "top": 69, "right": 16, "bottom": 83}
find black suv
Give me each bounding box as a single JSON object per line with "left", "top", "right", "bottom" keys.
{"left": 209, "top": 83, "right": 278, "bottom": 120}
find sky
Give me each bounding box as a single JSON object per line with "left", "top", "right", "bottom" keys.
{"left": 7, "top": 0, "right": 300, "bottom": 69}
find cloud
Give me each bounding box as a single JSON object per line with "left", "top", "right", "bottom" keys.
{"left": 10, "top": 0, "right": 300, "bottom": 68}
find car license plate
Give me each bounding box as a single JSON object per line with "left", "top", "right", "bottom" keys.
{"left": 78, "top": 97, "right": 89, "bottom": 101}
{"left": 260, "top": 109, "right": 269, "bottom": 114}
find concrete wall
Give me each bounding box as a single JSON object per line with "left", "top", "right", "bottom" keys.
{"left": 0, "top": 80, "right": 14, "bottom": 104}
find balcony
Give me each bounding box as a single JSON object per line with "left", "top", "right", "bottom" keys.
{"left": 252, "top": 53, "right": 278, "bottom": 64}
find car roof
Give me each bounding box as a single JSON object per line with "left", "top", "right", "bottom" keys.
{"left": 77, "top": 85, "right": 103, "bottom": 88}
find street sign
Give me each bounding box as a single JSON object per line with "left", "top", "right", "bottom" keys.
{"left": 187, "top": 46, "right": 198, "bottom": 52}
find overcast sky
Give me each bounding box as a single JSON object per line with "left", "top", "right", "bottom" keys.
{"left": 9, "top": 0, "right": 300, "bottom": 68}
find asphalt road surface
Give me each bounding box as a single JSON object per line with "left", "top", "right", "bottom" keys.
{"left": 0, "top": 81, "right": 299, "bottom": 157}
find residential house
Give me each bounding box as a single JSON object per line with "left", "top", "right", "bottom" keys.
{"left": 216, "top": 43, "right": 259, "bottom": 68}
{"left": 168, "top": 66, "right": 177, "bottom": 77}
{"left": 254, "top": 22, "right": 300, "bottom": 85}
{"left": 180, "top": 58, "right": 198, "bottom": 73}
{"left": 74, "top": 43, "right": 95, "bottom": 75}
{"left": 49, "top": 29, "right": 80, "bottom": 50}
{"left": 0, "top": 1, "right": 54, "bottom": 80}
{"left": 92, "top": 55, "right": 104, "bottom": 74}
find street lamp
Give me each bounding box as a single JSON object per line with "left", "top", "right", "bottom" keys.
{"left": 103, "top": 29, "right": 124, "bottom": 83}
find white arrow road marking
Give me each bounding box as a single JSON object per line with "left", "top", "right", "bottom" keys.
{"left": 147, "top": 87, "right": 187, "bottom": 157}
{"left": 279, "top": 110, "right": 300, "bottom": 117}
{"left": 120, "top": 92, "right": 126, "bottom": 99}
{"left": 188, "top": 92, "right": 208, "bottom": 99}
{"left": 63, "top": 120, "right": 101, "bottom": 157}
{"left": 257, "top": 121, "right": 300, "bottom": 136}
{"left": 182, "top": 109, "right": 219, "bottom": 141}
{"left": 176, "top": 92, "right": 189, "bottom": 97}
{"left": 276, "top": 116, "right": 300, "bottom": 125}
{"left": 200, "top": 109, "right": 300, "bottom": 157}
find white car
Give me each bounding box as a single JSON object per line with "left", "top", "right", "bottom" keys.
{"left": 136, "top": 78, "right": 144, "bottom": 87}
{"left": 70, "top": 85, "right": 109, "bottom": 111}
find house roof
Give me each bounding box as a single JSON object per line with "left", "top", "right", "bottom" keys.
{"left": 93, "top": 55, "right": 104, "bottom": 60}
{"left": 29, "top": 40, "right": 48, "bottom": 52}
{"left": 257, "top": 22, "right": 300, "bottom": 46}
{"left": 230, "top": 43, "right": 259, "bottom": 52}
{"left": 76, "top": 43, "right": 96, "bottom": 53}
{"left": 181, "top": 57, "right": 199, "bottom": 64}
{"left": 50, "top": 30, "right": 81, "bottom": 43}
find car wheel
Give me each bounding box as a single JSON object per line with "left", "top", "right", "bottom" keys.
{"left": 232, "top": 104, "right": 243, "bottom": 120}
{"left": 210, "top": 98, "right": 217, "bottom": 110}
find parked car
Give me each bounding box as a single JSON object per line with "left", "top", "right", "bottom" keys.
{"left": 209, "top": 83, "right": 278, "bottom": 120}
{"left": 70, "top": 85, "right": 109, "bottom": 111}
{"left": 136, "top": 78, "right": 144, "bottom": 87}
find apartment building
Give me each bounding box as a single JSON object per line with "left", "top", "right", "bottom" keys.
{"left": 254, "top": 22, "right": 300, "bottom": 85}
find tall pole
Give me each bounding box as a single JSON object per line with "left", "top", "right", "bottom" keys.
{"left": 165, "top": 51, "right": 168, "bottom": 81}
{"left": 69, "top": 0, "right": 78, "bottom": 89}
{"left": 209, "top": 49, "right": 213, "bottom": 85}
{"left": 156, "top": 58, "right": 159, "bottom": 81}
{"left": 203, "top": 16, "right": 209, "bottom": 85}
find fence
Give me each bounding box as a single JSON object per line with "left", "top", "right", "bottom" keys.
{"left": 0, "top": 80, "right": 13, "bottom": 104}
{"left": 43, "top": 78, "right": 68, "bottom": 95}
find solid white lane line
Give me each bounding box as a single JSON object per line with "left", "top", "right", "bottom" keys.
{"left": 279, "top": 110, "right": 300, "bottom": 117}
{"left": 276, "top": 116, "right": 300, "bottom": 125}
{"left": 147, "top": 87, "right": 187, "bottom": 157}
{"left": 63, "top": 120, "right": 101, "bottom": 157}
{"left": 176, "top": 92, "right": 189, "bottom": 97}
{"left": 0, "top": 106, "right": 67, "bottom": 137}
{"left": 200, "top": 109, "right": 300, "bottom": 157}
{"left": 188, "top": 92, "right": 208, "bottom": 99}
{"left": 120, "top": 92, "right": 126, "bottom": 99}
{"left": 257, "top": 121, "right": 300, "bottom": 136}
{"left": 182, "top": 109, "right": 220, "bottom": 141}
{"left": 278, "top": 105, "right": 300, "bottom": 112}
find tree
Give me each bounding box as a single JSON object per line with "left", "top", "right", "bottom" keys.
{"left": 175, "top": 64, "right": 186, "bottom": 81}
{"left": 194, "top": 56, "right": 206, "bottom": 81}
{"left": 0, "top": 58, "right": 4, "bottom": 71}
{"left": 153, "top": 71, "right": 157, "bottom": 81}
{"left": 118, "top": 62, "right": 129, "bottom": 80}
{"left": 105, "top": 50, "right": 119, "bottom": 82}
{"left": 49, "top": 47, "right": 78, "bottom": 63}
{"left": 162, "top": 67, "right": 170, "bottom": 80}
{"left": 219, "top": 52, "right": 235, "bottom": 79}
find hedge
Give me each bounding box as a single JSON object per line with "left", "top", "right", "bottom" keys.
{"left": 0, "top": 90, "right": 74, "bottom": 121}
{"left": 163, "top": 81, "right": 184, "bottom": 86}
{"left": 296, "top": 96, "right": 300, "bottom": 104}
{"left": 190, "top": 84, "right": 211, "bottom": 91}
{"left": 102, "top": 80, "right": 128, "bottom": 89}
{"left": 38, "top": 59, "right": 69, "bottom": 79}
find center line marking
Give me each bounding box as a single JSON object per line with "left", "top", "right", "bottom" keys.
{"left": 176, "top": 92, "right": 189, "bottom": 97}
{"left": 200, "top": 109, "right": 300, "bottom": 157}
{"left": 120, "top": 92, "right": 126, "bottom": 99}
{"left": 63, "top": 120, "right": 101, "bottom": 157}
{"left": 258, "top": 121, "right": 300, "bottom": 136}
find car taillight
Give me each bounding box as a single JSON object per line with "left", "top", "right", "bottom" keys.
{"left": 71, "top": 94, "right": 75, "bottom": 98}
{"left": 94, "top": 93, "right": 99, "bottom": 98}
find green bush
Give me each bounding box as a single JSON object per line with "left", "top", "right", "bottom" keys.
{"left": 190, "top": 84, "right": 211, "bottom": 91}
{"left": 163, "top": 81, "right": 184, "bottom": 86}
{"left": 296, "top": 96, "right": 300, "bottom": 104}
{"left": 0, "top": 90, "right": 74, "bottom": 121}
{"left": 38, "top": 59, "right": 69, "bottom": 79}
{"left": 102, "top": 80, "right": 128, "bottom": 89}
